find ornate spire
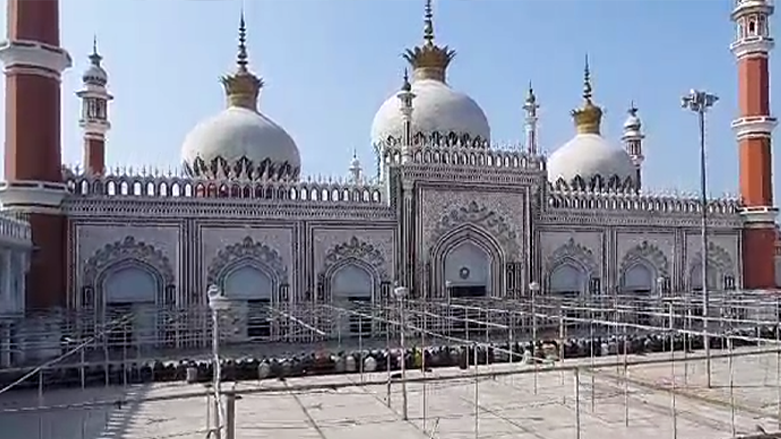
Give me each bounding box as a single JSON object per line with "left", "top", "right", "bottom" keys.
{"left": 570, "top": 54, "right": 603, "bottom": 135}
{"left": 403, "top": 0, "right": 455, "bottom": 83}
{"left": 220, "top": 9, "right": 263, "bottom": 111}
{"left": 89, "top": 35, "right": 102, "bottom": 66}
{"left": 524, "top": 81, "right": 537, "bottom": 107}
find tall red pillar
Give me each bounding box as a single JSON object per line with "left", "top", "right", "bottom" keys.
{"left": 731, "top": 0, "right": 778, "bottom": 290}
{"left": 0, "top": 0, "right": 71, "bottom": 309}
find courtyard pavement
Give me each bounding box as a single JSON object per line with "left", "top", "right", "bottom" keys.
{"left": 2, "top": 347, "right": 780, "bottom": 439}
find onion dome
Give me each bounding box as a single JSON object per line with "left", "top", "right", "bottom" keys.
{"left": 547, "top": 57, "right": 636, "bottom": 191}
{"left": 82, "top": 36, "right": 108, "bottom": 87}
{"left": 370, "top": 0, "right": 490, "bottom": 147}
{"left": 181, "top": 13, "right": 300, "bottom": 180}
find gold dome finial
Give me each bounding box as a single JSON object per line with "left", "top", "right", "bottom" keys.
{"left": 403, "top": 0, "right": 455, "bottom": 83}
{"left": 570, "top": 54, "right": 603, "bottom": 135}
{"left": 220, "top": 9, "right": 264, "bottom": 111}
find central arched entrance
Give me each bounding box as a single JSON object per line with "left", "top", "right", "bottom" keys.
{"left": 330, "top": 262, "right": 374, "bottom": 338}
{"left": 444, "top": 241, "right": 491, "bottom": 297}
{"left": 222, "top": 263, "right": 274, "bottom": 340}
{"left": 443, "top": 240, "right": 492, "bottom": 336}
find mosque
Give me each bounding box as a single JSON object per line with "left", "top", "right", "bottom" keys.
{"left": 0, "top": 0, "right": 777, "bottom": 364}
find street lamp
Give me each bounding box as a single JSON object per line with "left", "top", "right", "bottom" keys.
{"left": 207, "top": 285, "right": 230, "bottom": 438}
{"left": 393, "top": 285, "right": 409, "bottom": 421}
{"left": 681, "top": 88, "right": 718, "bottom": 388}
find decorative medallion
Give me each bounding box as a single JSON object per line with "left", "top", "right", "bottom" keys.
{"left": 459, "top": 266, "right": 470, "bottom": 280}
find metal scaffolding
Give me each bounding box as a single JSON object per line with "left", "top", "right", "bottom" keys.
{"left": 2, "top": 288, "right": 781, "bottom": 439}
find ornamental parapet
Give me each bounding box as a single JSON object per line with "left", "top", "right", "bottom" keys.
{"left": 547, "top": 185, "right": 741, "bottom": 215}
{"left": 64, "top": 166, "right": 384, "bottom": 205}
{"left": 377, "top": 133, "right": 545, "bottom": 172}
{"left": 0, "top": 211, "right": 32, "bottom": 247}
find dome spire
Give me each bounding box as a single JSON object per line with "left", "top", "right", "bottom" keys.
{"left": 571, "top": 54, "right": 603, "bottom": 135}
{"left": 403, "top": 0, "right": 455, "bottom": 83}
{"left": 220, "top": 9, "right": 264, "bottom": 111}
{"left": 423, "top": 0, "right": 435, "bottom": 45}
{"left": 237, "top": 8, "right": 249, "bottom": 71}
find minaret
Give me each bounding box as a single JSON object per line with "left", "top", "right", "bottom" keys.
{"left": 77, "top": 37, "right": 113, "bottom": 175}
{"left": 730, "top": 0, "right": 777, "bottom": 289}
{"left": 403, "top": 0, "right": 455, "bottom": 83}
{"left": 0, "top": 0, "right": 72, "bottom": 309}
{"left": 348, "top": 151, "right": 363, "bottom": 184}
{"left": 523, "top": 82, "right": 539, "bottom": 155}
{"left": 622, "top": 103, "right": 645, "bottom": 189}
{"left": 397, "top": 69, "right": 416, "bottom": 163}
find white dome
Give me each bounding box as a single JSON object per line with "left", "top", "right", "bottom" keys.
{"left": 547, "top": 133, "right": 636, "bottom": 189}
{"left": 181, "top": 106, "right": 300, "bottom": 180}
{"left": 371, "top": 79, "right": 490, "bottom": 145}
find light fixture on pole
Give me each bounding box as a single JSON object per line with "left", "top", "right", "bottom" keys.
{"left": 207, "top": 285, "right": 230, "bottom": 438}
{"left": 681, "top": 88, "right": 718, "bottom": 389}
{"left": 393, "top": 285, "right": 409, "bottom": 421}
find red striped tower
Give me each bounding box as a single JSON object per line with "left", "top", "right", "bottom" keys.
{"left": 0, "top": 0, "right": 71, "bottom": 309}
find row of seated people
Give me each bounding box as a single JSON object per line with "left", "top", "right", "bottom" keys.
{"left": 1, "top": 326, "right": 776, "bottom": 391}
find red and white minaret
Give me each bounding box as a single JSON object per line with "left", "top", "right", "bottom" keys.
{"left": 77, "top": 38, "right": 112, "bottom": 175}
{"left": 0, "top": 0, "right": 71, "bottom": 309}
{"left": 731, "top": 0, "right": 778, "bottom": 289}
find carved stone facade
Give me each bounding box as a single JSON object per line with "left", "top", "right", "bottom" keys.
{"left": 44, "top": 139, "right": 749, "bottom": 347}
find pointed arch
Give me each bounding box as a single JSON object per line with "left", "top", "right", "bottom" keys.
{"left": 82, "top": 236, "right": 175, "bottom": 309}
{"left": 687, "top": 242, "right": 736, "bottom": 290}
{"left": 430, "top": 223, "right": 504, "bottom": 299}
{"left": 545, "top": 238, "right": 598, "bottom": 295}
{"left": 206, "top": 237, "right": 288, "bottom": 302}
{"left": 619, "top": 241, "right": 669, "bottom": 293}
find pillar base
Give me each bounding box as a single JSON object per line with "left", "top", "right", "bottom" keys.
{"left": 740, "top": 206, "right": 777, "bottom": 290}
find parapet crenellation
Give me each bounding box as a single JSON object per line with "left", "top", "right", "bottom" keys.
{"left": 377, "top": 132, "right": 546, "bottom": 172}
{"left": 547, "top": 184, "right": 742, "bottom": 215}
{"left": 64, "top": 165, "right": 385, "bottom": 204}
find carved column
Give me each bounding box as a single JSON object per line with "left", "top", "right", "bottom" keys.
{"left": 401, "top": 179, "right": 415, "bottom": 293}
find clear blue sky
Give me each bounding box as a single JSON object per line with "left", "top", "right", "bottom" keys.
{"left": 1, "top": 0, "right": 778, "bottom": 196}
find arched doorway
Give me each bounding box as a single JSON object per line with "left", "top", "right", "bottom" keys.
{"left": 549, "top": 263, "right": 587, "bottom": 331}
{"left": 444, "top": 241, "right": 491, "bottom": 297}
{"left": 621, "top": 263, "right": 655, "bottom": 325}
{"left": 330, "top": 263, "right": 374, "bottom": 338}
{"left": 103, "top": 265, "right": 157, "bottom": 350}
{"left": 689, "top": 263, "right": 719, "bottom": 291}
{"left": 222, "top": 264, "right": 274, "bottom": 340}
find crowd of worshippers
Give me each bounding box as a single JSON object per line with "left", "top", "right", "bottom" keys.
{"left": 0, "top": 326, "right": 776, "bottom": 392}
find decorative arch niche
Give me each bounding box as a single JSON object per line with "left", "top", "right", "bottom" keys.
{"left": 545, "top": 238, "right": 598, "bottom": 295}
{"left": 687, "top": 242, "right": 735, "bottom": 290}
{"left": 320, "top": 237, "right": 388, "bottom": 303}
{"left": 82, "top": 236, "right": 175, "bottom": 310}
{"left": 206, "top": 237, "right": 288, "bottom": 302}
{"left": 619, "top": 241, "right": 670, "bottom": 293}
{"left": 430, "top": 223, "right": 504, "bottom": 298}
{"left": 430, "top": 201, "right": 520, "bottom": 260}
